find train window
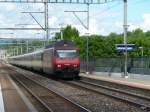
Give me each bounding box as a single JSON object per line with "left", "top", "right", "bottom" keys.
{"left": 55, "top": 50, "right": 78, "bottom": 58}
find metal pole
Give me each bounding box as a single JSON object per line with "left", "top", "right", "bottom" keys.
{"left": 123, "top": 0, "right": 128, "bottom": 78}
{"left": 14, "top": 49, "right": 15, "bottom": 56}
{"left": 8, "top": 50, "right": 10, "bottom": 57}
{"left": 14, "top": 48, "right": 16, "bottom": 56}
{"left": 20, "top": 45, "right": 22, "bottom": 54}
{"left": 142, "top": 47, "right": 144, "bottom": 72}
{"left": 33, "top": 46, "right": 35, "bottom": 52}
{"left": 43, "top": 40, "right": 45, "bottom": 48}
{"left": 13, "top": 49, "right": 14, "bottom": 56}
{"left": 87, "top": 3, "right": 89, "bottom": 29}
{"left": 139, "top": 46, "right": 144, "bottom": 68}
{"left": 86, "top": 3, "right": 90, "bottom": 74}
{"left": 61, "top": 28, "right": 63, "bottom": 40}
{"left": 16, "top": 40, "right": 18, "bottom": 55}
{"left": 44, "top": 1, "right": 49, "bottom": 46}
{"left": 59, "top": 23, "right": 64, "bottom": 40}
{"left": 86, "top": 34, "right": 89, "bottom": 74}
{"left": 26, "top": 40, "right": 28, "bottom": 53}
{"left": 16, "top": 47, "right": 18, "bottom": 55}
{"left": 11, "top": 49, "right": 14, "bottom": 56}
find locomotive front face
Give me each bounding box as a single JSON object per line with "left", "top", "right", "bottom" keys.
{"left": 53, "top": 49, "right": 80, "bottom": 73}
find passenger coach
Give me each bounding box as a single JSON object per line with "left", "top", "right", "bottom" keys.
{"left": 8, "top": 40, "right": 80, "bottom": 78}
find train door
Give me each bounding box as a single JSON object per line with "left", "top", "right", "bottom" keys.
{"left": 42, "top": 51, "right": 47, "bottom": 73}
{"left": 43, "top": 49, "right": 53, "bottom": 74}
{"left": 35, "top": 52, "right": 43, "bottom": 71}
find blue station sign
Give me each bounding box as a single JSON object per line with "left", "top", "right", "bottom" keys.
{"left": 116, "top": 44, "right": 135, "bottom": 52}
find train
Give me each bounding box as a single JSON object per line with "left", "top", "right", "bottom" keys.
{"left": 8, "top": 40, "right": 80, "bottom": 78}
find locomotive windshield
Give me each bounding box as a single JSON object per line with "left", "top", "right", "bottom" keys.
{"left": 55, "top": 50, "right": 78, "bottom": 58}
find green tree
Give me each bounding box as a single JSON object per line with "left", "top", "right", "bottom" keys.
{"left": 55, "top": 25, "right": 79, "bottom": 40}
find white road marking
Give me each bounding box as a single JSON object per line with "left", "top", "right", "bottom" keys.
{"left": 0, "top": 83, "right": 5, "bottom": 112}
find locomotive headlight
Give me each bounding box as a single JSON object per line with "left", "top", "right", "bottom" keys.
{"left": 57, "top": 64, "right": 61, "bottom": 68}
{"left": 73, "top": 64, "right": 78, "bottom": 67}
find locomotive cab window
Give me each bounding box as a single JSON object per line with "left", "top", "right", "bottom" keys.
{"left": 55, "top": 50, "right": 78, "bottom": 58}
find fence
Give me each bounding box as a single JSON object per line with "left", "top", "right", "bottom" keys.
{"left": 80, "top": 57, "right": 150, "bottom": 75}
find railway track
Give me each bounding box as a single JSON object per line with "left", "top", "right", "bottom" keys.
{"left": 9, "top": 70, "right": 91, "bottom": 112}
{"left": 6, "top": 64, "right": 150, "bottom": 112}
{"left": 61, "top": 80, "right": 150, "bottom": 111}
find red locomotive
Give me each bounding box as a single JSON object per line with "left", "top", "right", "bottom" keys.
{"left": 8, "top": 40, "right": 80, "bottom": 78}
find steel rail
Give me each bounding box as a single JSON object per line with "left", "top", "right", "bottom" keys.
{"left": 80, "top": 80, "right": 150, "bottom": 101}
{"left": 9, "top": 64, "right": 150, "bottom": 111}
{"left": 10, "top": 69, "right": 91, "bottom": 112}
{"left": 11, "top": 75, "right": 54, "bottom": 112}
{"left": 61, "top": 80, "right": 150, "bottom": 111}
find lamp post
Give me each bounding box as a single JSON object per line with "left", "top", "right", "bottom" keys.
{"left": 123, "top": 0, "right": 128, "bottom": 78}
{"left": 59, "top": 23, "right": 64, "bottom": 40}
{"left": 85, "top": 32, "right": 89, "bottom": 74}
{"left": 85, "top": 3, "right": 90, "bottom": 74}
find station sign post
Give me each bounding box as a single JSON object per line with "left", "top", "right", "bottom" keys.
{"left": 116, "top": 44, "right": 135, "bottom": 78}
{"left": 116, "top": 44, "right": 135, "bottom": 52}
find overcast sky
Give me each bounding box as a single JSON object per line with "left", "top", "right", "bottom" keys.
{"left": 0, "top": 0, "right": 149, "bottom": 39}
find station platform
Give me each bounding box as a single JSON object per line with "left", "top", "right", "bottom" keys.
{"left": 79, "top": 72, "right": 150, "bottom": 90}
{"left": 0, "top": 64, "right": 37, "bottom": 112}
